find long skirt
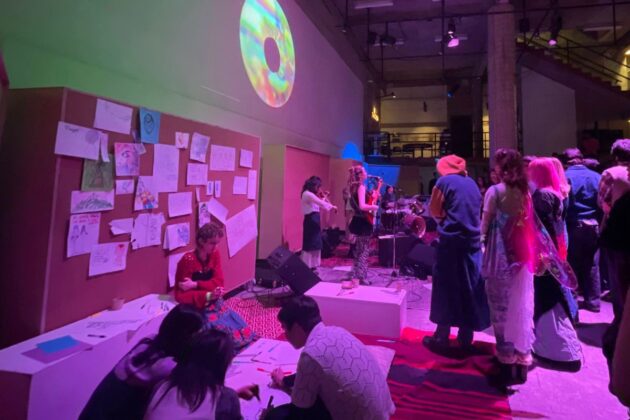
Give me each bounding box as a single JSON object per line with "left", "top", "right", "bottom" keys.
{"left": 430, "top": 236, "right": 490, "bottom": 331}
{"left": 205, "top": 299, "right": 257, "bottom": 351}
{"left": 302, "top": 212, "right": 322, "bottom": 251}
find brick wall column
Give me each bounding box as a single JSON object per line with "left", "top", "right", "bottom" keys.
{"left": 487, "top": 1, "right": 517, "bottom": 160}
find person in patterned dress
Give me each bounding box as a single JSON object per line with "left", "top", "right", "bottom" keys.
{"left": 175, "top": 222, "right": 256, "bottom": 351}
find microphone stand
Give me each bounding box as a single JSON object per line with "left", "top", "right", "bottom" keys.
{"left": 388, "top": 188, "right": 404, "bottom": 283}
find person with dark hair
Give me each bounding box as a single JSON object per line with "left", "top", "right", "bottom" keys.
{"left": 562, "top": 147, "right": 602, "bottom": 313}
{"left": 423, "top": 155, "right": 490, "bottom": 352}
{"left": 145, "top": 329, "right": 259, "bottom": 419}
{"left": 175, "top": 222, "right": 256, "bottom": 350}
{"left": 265, "top": 296, "right": 394, "bottom": 420}
{"left": 481, "top": 149, "right": 535, "bottom": 387}
{"left": 599, "top": 191, "right": 630, "bottom": 408}
{"left": 300, "top": 176, "right": 337, "bottom": 270}
{"left": 489, "top": 168, "right": 500, "bottom": 186}
{"left": 583, "top": 158, "right": 600, "bottom": 172}
{"left": 79, "top": 304, "right": 205, "bottom": 420}
{"left": 428, "top": 172, "right": 438, "bottom": 191}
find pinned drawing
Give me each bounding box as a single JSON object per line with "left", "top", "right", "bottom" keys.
{"left": 89, "top": 242, "right": 129, "bottom": 277}
{"left": 139, "top": 108, "right": 161, "bottom": 144}
{"left": 115, "top": 179, "right": 135, "bottom": 195}
{"left": 114, "top": 143, "right": 140, "bottom": 176}
{"left": 70, "top": 190, "right": 115, "bottom": 214}
{"left": 190, "top": 133, "right": 210, "bottom": 163}
{"left": 131, "top": 213, "right": 165, "bottom": 249}
{"left": 134, "top": 176, "right": 158, "bottom": 210}
{"left": 81, "top": 155, "right": 114, "bottom": 192}
{"left": 163, "top": 223, "right": 190, "bottom": 251}
{"left": 175, "top": 132, "right": 190, "bottom": 149}
{"left": 54, "top": 121, "right": 103, "bottom": 160}
{"left": 67, "top": 213, "right": 100, "bottom": 257}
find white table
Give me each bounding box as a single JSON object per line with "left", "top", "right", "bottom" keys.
{"left": 305, "top": 282, "right": 407, "bottom": 338}
{"left": 0, "top": 294, "right": 172, "bottom": 420}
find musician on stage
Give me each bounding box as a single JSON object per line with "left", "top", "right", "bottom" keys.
{"left": 424, "top": 155, "right": 490, "bottom": 352}
{"left": 300, "top": 176, "right": 337, "bottom": 270}
{"left": 347, "top": 166, "right": 381, "bottom": 286}
{"left": 381, "top": 185, "right": 396, "bottom": 210}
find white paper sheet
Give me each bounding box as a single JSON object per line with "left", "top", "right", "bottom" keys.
{"left": 115, "top": 179, "right": 135, "bottom": 195}
{"left": 168, "top": 192, "right": 192, "bottom": 218}
{"left": 114, "top": 143, "right": 140, "bottom": 176}
{"left": 198, "top": 202, "right": 210, "bottom": 228}
{"left": 135, "top": 143, "right": 147, "bottom": 155}
{"left": 93, "top": 99, "right": 133, "bottom": 135}
{"left": 186, "top": 163, "right": 208, "bottom": 186}
{"left": 190, "top": 133, "right": 210, "bottom": 163}
{"left": 100, "top": 136, "right": 110, "bottom": 162}
{"left": 109, "top": 218, "right": 133, "bottom": 235}
{"left": 239, "top": 149, "right": 254, "bottom": 168}
{"left": 247, "top": 170, "right": 257, "bottom": 200}
{"left": 175, "top": 132, "right": 190, "bottom": 149}
{"left": 209, "top": 145, "right": 236, "bottom": 171}
{"left": 67, "top": 213, "right": 100, "bottom": 257}
{"left": 153, "top": 144, "right": 179, "bottom": 192}
{"left": 168, "top": 250, "right": 189, "bottom": 288}
{"left": 70, "top": 190, "right": 115, "bottom": 214}
{"left": 89, "top": 242, "right": 129, "bottom": 277}
{"left": 134, "top": 176, "right": 159, "bottom": 210}
{"left": 206, "top": 197, "right": 229, "bottom": 224}
{"left": 215, "top": 180, "right": 222, "bottom": 198}
{"left": 206, "top": 181, "right": 214, "bottom": 196}
{"left": 225, "top": 205, "right": 257, "bottom": 257}
{"left": 232, "top": 176, "right": 248, "bottom": 195}
{"left": 163, "top": 223, "right": 190, "bottom": 251}
{"left": 131, "top": 213, "right": 165, "bottom": 250}
{"left": 195, "top": 187, "right": 201, "bottom": 202}
{"left": 55, "top": 121, "right": 102, "bottom": 160}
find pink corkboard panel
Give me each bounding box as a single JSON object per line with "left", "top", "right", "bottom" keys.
{"left": 44, "top": 89, "right": 260, "bottom": 331}
{"left": 282, "top": 146, "right": 331, "bottom": 252}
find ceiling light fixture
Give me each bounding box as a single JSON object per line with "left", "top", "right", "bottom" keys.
{"left": 354, "top": 0, "right": 394, "bottom": 9}
{"left": 549, "top": 14, "right": 562, "bottom": 46}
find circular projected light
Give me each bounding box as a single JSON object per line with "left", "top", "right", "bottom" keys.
{"left": 239, "top": 0, "right": 295, "bottom": 108}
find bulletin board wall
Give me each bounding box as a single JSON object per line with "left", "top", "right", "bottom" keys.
{"left": 0, "top": 88, "right": 260, "bottom": 343}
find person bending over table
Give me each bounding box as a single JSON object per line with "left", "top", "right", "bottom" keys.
{"left": 264, "top": 296, "right": 394, "bottom": 420}
{"left": 175, "top": 222, "right": 256, "bottom": 350}
{"left": 145, "top": 329, "right": 260, "bottom": 419}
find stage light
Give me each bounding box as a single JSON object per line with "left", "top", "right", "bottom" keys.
{"left": 447, "top": 35, "right": 460, "bottom": 48}
{"left": 549, "top": 14, "right": 562, "bottom": 46}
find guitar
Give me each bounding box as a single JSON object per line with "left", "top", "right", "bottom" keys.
{"left": 365, "top": 176, "right": 383, "bottom": 225}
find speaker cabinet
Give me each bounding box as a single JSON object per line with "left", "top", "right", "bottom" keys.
{"left": 267, "top": 246, "right": 320, "bottom": 295}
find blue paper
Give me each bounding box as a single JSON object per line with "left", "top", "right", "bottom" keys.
{"left": 36, "top": 335, "right": 79, "bottom": 354}
{"left": 139, "top": 108, "right": 161, "bottom": 144}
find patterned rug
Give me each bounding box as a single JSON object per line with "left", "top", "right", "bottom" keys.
{"left": 227, "top": 294, "right": 511, "bottom": 419}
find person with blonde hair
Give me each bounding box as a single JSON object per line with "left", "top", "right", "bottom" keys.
{"left": 347, "top": 165, "right": 379, "bottom": 285}
{"left": 528, "top": 157, "right": 581, "bottom": 370}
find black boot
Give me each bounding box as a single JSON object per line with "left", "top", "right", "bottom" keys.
{"left": 515, "top": 364, "right": 528, "bottom": 385}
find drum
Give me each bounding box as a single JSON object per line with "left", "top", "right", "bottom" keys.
{"left": 403, "top": 215, "right": 426, "bottom": 238}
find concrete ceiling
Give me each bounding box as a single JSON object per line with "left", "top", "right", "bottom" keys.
{"left": 300, "top": 0, "right": 630, "bottom": 86}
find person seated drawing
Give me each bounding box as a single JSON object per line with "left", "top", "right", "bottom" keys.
{"left": 175, "top": 222, "right": 256, "bottom": 350}
{"left": 264, "top": 296, "right": 395, "bottom": 420}
{"left": 144, "top": 329, "right": 259, "bottom": 420}
{"left": 80, "top": 304, "right": 205, "bottom": 420}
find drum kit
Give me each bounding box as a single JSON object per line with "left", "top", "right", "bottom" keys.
{"left": 381, "top": 195, "right": 427, "bottom": 238}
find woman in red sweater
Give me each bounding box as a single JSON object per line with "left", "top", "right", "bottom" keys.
{"left": 175, "top": 222, "right": 256, "bottom": 350}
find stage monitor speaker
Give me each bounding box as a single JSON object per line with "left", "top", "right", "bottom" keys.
{"left": 267, "top": 246, "right": 320, "bottom": 295}
{"left": 400, "top": 242, "right": 436, "bottom": 279}
{"left": 255, "top": 259, "right": 283, "bottom": 289}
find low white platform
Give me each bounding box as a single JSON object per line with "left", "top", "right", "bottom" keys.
{"left": 0, "top": 294, "right": 172, "bottom": 420}
{"left": 305, "top": 282, "right": 407, "bottom": 338}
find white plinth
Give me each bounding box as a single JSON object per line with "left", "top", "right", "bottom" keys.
{"left": 0, "top": 294, "right": 171, "bottom": 420}
{"left": 305, "top": 282, "right": 407, "bottom": 338}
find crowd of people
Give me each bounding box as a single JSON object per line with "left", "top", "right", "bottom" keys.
{"left": 425, "top": 140, "right": 630, "bottom": 405}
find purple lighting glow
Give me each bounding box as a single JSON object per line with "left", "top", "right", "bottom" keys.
{"left": 548, "top": 38, "right": 557, "bottom": 46}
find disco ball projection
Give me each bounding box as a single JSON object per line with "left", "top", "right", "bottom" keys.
{"left": 239, "top": 0, "right": 296, "bottom": 108}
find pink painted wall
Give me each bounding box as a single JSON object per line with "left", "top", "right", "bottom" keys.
{"left": 283, "top": 146, "right": 331, "bottom": 252}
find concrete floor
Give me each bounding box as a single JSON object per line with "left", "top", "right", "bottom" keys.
{"left": 313, "top": 265, "right": 629, "bottom": 420}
